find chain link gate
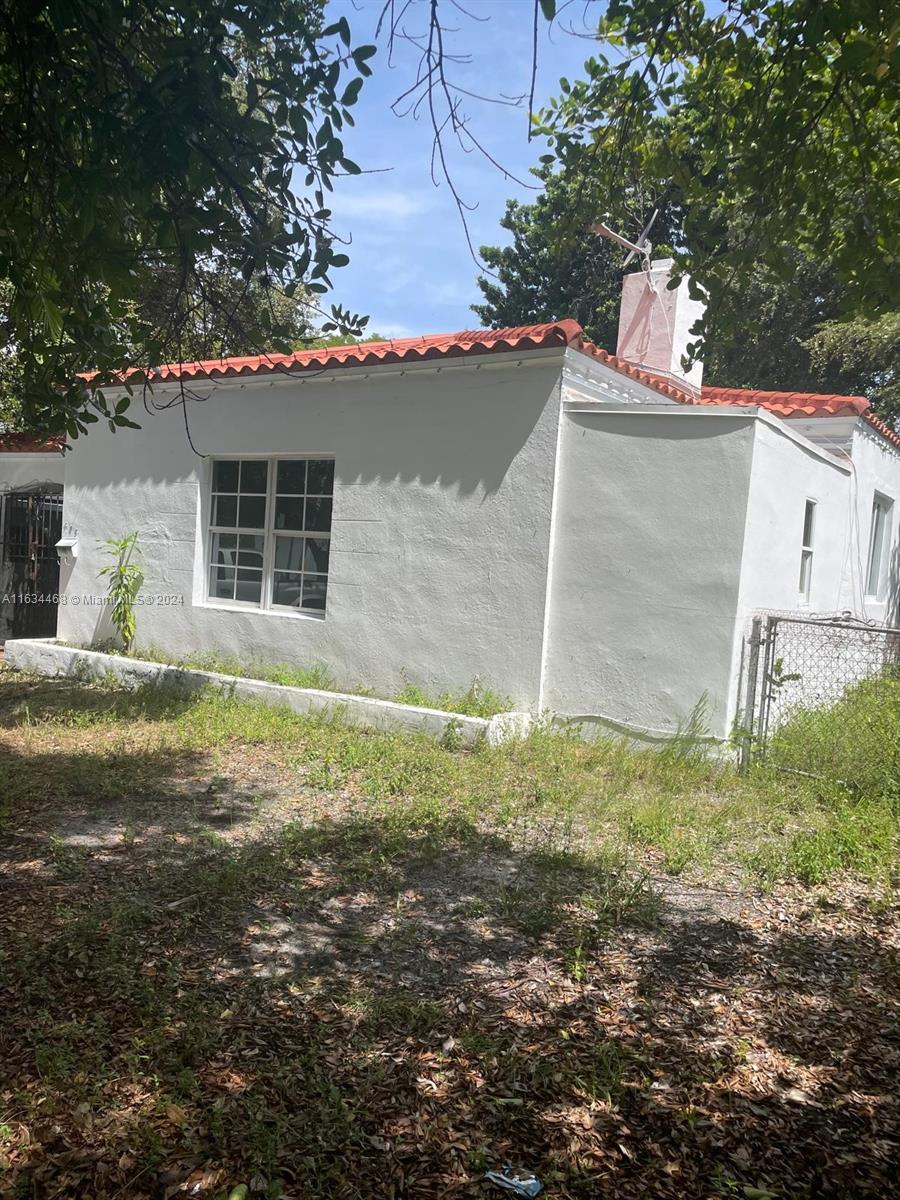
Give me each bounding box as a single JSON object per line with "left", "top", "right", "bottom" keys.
{"left": 740, "top": 612, "right": 900, "bottom": 774}
{"left": 0, "top": 488, "right": 63, "bottom": 641}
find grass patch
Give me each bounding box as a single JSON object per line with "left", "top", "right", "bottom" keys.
{"left": 77, "top": 641, "right": 513, "bottom": 717}
{"left": 0, "top": 670, "right": 897, "bottom": 890}
{"left": 393, "top": 678, "right": 512, "bottom": 719}
{"left": 1, "top": 670, "right": 897, "bottom": 1198}
{"left": 768, "top": 674, "right": 900, "bottom": 810}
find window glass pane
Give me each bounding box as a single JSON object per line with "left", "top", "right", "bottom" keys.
{"left": 235, "top": 569, "right": 263, "bottom": 604}
{"left": 272, "top": 571, "right": 302, "bottom": 607}
{"left": 277, "top": 460, "right": 306, "bottom": 494}
{"left": 213, "top": 460, "right": 239, "bottom": 492}
{"left": 866, "top": 499, "right": 889, "bottom": 595}
{"left": 303, "top": 536, "right": 330, "bottom": 574}
{"left": 306, "top": 459, "right": 334, "bottom": 495}
{"left": 210, "top": 532, "right": 238, "bottom": 565}
{"left": 799, "top": 549, "right": 812, "bottom": 597}
{"left": 238, "top": 495, "right": 266, "bottom": 529}
{"left": 240, "top": 460, "right": 268, "bottom": 494}
{"left": 214, "top": 495, "right": 238, "bottom": 527}
{"left": 237, "top": 534, "right": 265, "bottom": 567}
{"left": 302, "top": 575, "right": 328, "bottom": 611}
{"left": 275, "top": 536, "right": 303, "bottom": 572}
{"left": 274, "top": 496, "right": 303, "bottom": 530}
{"left": 304, "top": 496, "right": 332, "bottom": 532}
{"left": 209, "top": 565, "right": 235, "bottom": 600}
{"left": 802, "top": 500, "right": 815, "bottom": 548}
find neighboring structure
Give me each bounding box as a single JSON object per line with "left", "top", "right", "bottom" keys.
{"left": 0, "top": 435, "right": 66, "bottom": 640}
{"left": 0, "top": 433, "right": 65, "bottom": 494}
{"left": 41, "top": 270, "right": 900, "bottom": 742}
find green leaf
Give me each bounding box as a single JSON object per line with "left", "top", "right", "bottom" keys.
{"left": 353, "top": 44, "right": 376, "bottom": 63}
{"left": 539, "top": 0, "right": 556, "bottom": 19}
{"left": 341, "top": 77, "right": 363, "bottom": 106}
{"left": 41, "top": 296, "right": 64, "bottom": 341}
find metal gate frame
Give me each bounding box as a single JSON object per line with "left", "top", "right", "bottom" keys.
{"left": 0, "top": 487, "right": 64, "bottom": 641}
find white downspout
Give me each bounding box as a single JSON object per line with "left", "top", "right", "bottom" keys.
{"left": 536, "top": 375, "right": 566, "bottom": 713}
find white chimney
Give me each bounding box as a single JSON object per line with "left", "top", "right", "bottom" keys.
{"left": 615, "top": 258, "right": 705, "bottom": 390}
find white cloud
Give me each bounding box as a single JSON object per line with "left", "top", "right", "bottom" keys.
{"left": 362, "top": 317, "right": 418, "bottom": 339}
{"left": 331, "top": 188, "right": 430, "bottom": 222}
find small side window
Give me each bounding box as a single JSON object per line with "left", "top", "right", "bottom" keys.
{"left": 798, "top": 499, "right": 816, "bottom": 602}
{"left": 865, "top": 493, "right": 893, "bottom": 599}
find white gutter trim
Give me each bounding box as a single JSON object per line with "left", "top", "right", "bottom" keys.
{"left": 562, "top": 347, "right": 684, "bottom": 406}
{"left": 564, "top": 401, "right": 750, "bottom": 415}
{"left": 537, "top": 374, "right": 566, "bottom": 714}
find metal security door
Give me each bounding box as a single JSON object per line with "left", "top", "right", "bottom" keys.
{"left": 0, "top": 489, "right": 63, "bottom": 640}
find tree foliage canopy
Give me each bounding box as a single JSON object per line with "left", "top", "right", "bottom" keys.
{"left": 535, "top": 1, "right": 900, "bottom": 349}
{"left": 0, "top": 0, "right": 373, "bottom": 436}
{"left": 474, "top": 165, "right": 900, "bottom": 423}
{"left": 473, "top": 170, "right": 679, "bottom": 355}
{"left": 0, "top": 269, "right": 314, "bottom": 431}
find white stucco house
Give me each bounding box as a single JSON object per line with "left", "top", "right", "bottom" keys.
{"left": 37, "top": 265, "right": 900, "bottom": 742}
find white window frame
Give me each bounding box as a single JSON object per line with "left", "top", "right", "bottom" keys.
{"left": 865, "top": 492, "right": 893, "bottom": 600}
{"left": 798, "top": 498, "right": 816, "bottom": 603}
{"left": 205, "top": 454, "right": 333, "bottom": 618}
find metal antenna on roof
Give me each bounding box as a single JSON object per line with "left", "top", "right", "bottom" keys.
{"left": 590, "top": 208, "right": 658, "bottom": 270}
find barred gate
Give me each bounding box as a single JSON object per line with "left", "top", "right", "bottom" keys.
{"left": 0, "top": 488, "right": 63, "bottom": 641}
{"left": 740, "top": 612, "right": 900, "bottom": 773}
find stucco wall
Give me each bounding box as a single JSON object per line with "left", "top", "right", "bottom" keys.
{"left": 848, "top": 423, "right": 900, "bottom": 624}
{"left": 735, "top": 418, "right": 853, "bottom": 618}
{"left": 729, "top": 417, "right": 900, "bottom": 729}
{"left": 0, "top": 452, "right": 65, "bottom": 492}
{"left": 56, "top": 356, "right": 563, "bottom": 706}
{"left": 732, "top": 417, "right": 900, "bottom": 632}
{"left": 728, "top": 417, "right": 854, "bottom": 726}
{"left": 541, "top": 407, "right": 756, "bottom": 740}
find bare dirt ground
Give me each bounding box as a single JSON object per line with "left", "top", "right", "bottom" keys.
{"left": 1, "top": 707, "right": 898, "bottom": 1199}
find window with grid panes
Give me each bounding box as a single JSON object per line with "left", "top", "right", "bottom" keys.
{"left": 207, "top": 457, "right": 334, "bottom": 614}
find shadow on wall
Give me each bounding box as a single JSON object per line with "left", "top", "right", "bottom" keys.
{"left": 567, "top": 411, "right": 756, "bottom": 443}
{"left": 335, "top": 375, "right": 555, "bottom": 496}
{"left": 69, "top": 372, "right": 558, "bottom": 499}
{"left": 0, "top": 478, "right": 64, "bottom": 493}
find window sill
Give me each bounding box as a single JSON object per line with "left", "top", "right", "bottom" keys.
{"left": 195, "top": 598, "right": 326, "bottom": 622}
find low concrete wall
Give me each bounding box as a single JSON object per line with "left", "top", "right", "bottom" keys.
{"left": 3, "top": 639, "right": 506, "bottom": 747}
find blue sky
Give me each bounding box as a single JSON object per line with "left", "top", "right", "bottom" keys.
{"left": 321, "top": 0, "right": 599, "bottom": 338}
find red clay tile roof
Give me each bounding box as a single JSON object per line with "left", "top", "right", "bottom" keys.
{"left": 698, "top": 386, "right": 869, "bottom": 418}
{"left": 575, "top": 341, "right": 696, "bottom": 404}
{"left": 860, "top": 409, "right": 900, "bottom": 452}
{"left": 120, "top": 320, "right": 700, "bottom": 404}
{"left": 696, "top": 384, "right": 900, "bottom": 451}
{"left": 138, "top": 321, "right": 585, "bottom": 383}
{"left": 0, "top": 433, "right": 64, "bottom": 454}
{"left": 93, "top": 318, "right": 900, "bottom": 452}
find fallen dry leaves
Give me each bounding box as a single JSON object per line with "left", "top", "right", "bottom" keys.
{"left": 0, "top": 690, "right": 897, "bottom": 1199}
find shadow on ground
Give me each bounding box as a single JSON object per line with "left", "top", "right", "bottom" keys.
{"left": 0, "top": 680, "right": 897, "bottom": 1199}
